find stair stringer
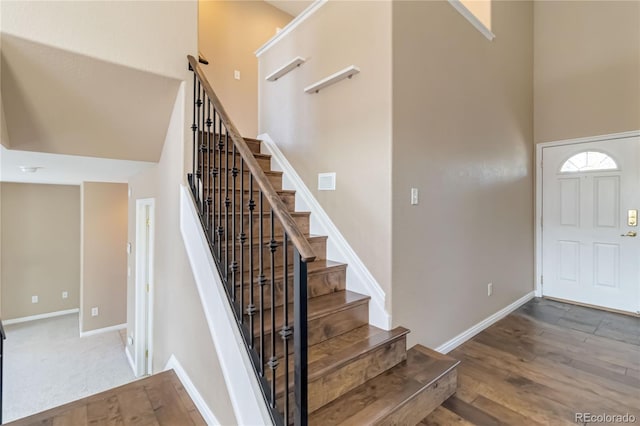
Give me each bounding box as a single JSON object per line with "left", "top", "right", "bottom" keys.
{"left": 179, "top": 185, "right": 274, "bottom": 426}
{"left": 258, "top": 133, "right": 392, "bottom": 330}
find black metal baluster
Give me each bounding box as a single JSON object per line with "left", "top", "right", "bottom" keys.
{"left": 196, "top": 80, "right": 203, "bottom": 211}
{"left": 281, "top": 234, "right": 292, "bottom": 424}
{"left": 231, "top": 143, "right": 238, "bottom": 303}
{"left": 239, "top": 159, "right": 246, "bottom": 323}
{"left": 268, "top": 210, "right": 279, "bottom": 408}
{"left": 294, "top": 250, "right": 308, "bottom": 426}
{"left": 199, "top": 82, "right": 205, "bottom": 214}
{"left": 259, "top": 191, "right": 266, "bottom": 376}
{"left": 217, "top": 118, "right": 224, "bottom": 261}
{"left": 247, "top": 176, "right": 256, "bottom": 348}
{"left": 188, "top": 57, "right": 313, "bottom": 426}
{"left": 211, "top": 109, "right": 218, "bottom": 252}
{"left": 206, "top": 98, "right": 212, "bottom": 237}
{"left": 225, "top": 129, "right": 231, "bottom": 286}
{"left": 190, "top": 73, "right": 197, "bottom": 192}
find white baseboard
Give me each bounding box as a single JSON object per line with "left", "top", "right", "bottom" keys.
{"left": 125, "top": 345, "right": 136, "bottom": 375}
{"left": 3, "top": 308, "right": 79, "bottom": 325}
{"left": 165, "top": 354, "right": 220, "bottom": 426}
{"left": 80, "top": 323, "right": 126, "bottom": 338}
{"left": 435, "top": 291, "right": 535, "bottom": 354}
{"left": 258, "top": 133, "right": 392, "bottom": 330}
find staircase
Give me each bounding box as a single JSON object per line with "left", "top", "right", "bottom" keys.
{"left": 186, "top": 55, "right": 459, "bottom": 425}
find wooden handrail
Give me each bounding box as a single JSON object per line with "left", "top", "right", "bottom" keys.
{"left": 187, "top": 55, "right": 316, "bottom": 262}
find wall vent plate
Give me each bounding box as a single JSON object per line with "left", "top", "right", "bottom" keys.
{"left": 318, "top": 173, "right": 336, "bottom": 191}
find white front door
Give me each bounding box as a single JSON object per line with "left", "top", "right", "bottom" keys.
{"left": 542, "top": 137, "right": 640, "bottom": 314}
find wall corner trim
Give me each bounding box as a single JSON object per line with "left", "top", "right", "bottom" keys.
{"left": 2, "top": 308, "right": 80, "bottom": 325}
{"left": 165, "top": 354, "right": 221, "bottom": 426}
{"left": 258, "top": 133, "right": 392, "bottom": 330}
{"left": 435, "top": 291, "right": 535, "bottom": 354}
{"left": 255, "top": 0, "right": 328, "bottom": 58}
{"left": 79, "top": 322, "right": 126, "bottom": 338}
{"left": 447, "top": 0, "right": 495, "bottom": 41}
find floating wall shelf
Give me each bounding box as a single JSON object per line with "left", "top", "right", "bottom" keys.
{"left": 265, "top": 56, "right": 306, "bottom": 81}
{"left": 304, "top": 65, "right": 360, "bottom": 94}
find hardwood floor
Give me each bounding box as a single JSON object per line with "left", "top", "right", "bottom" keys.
{"left": 6, "top": 370, "right": 205, "bottom": 426}
{"left": 421, "top": 297, "right": 640, "bottom": 426}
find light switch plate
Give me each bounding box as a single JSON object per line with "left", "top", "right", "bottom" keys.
{"left": 318, "top": 173, "right": 336, "bottom": 191}
{"left": 411, "top": 188, "right": 419, "bottom": 205}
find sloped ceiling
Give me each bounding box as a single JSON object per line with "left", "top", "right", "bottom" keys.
{"left": 265, "top": 1, "right": 312, "bottom": 17}
{"left": 1, "top": 34, "right": 181, "bottom": 162}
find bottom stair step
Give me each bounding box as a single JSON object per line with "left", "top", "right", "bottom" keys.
{"left": 309, "top": 345, "right": 460, "bottom": 425}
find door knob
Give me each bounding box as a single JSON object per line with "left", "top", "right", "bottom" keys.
{"left": 621, "top": 231, "right": 637, "bottom": 237}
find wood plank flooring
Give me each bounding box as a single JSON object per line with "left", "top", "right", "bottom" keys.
{"left": 421, "top": 297, "right": 640, "bottom": 425}
{"left": 6, "top": 370, "right": 205, "bottom": 426}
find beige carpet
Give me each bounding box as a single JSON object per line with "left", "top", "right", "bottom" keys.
{"left": 3, "top": 313, "right": 136, "bottom": 423}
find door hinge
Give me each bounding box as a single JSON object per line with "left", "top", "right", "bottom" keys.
{"left": 540, "top": 275, "right": 544, "bottom": 285}
{"left": 146, "top": 218, "right": 151, "bottom": 227}
{"left": 145, "top": 350, "right": 148, "bottom": 358}
{"left": 146, "top": 283, "right": 150, "bottom": 293}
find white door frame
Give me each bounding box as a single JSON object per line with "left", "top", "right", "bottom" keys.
{"left": 535, "top": 130, "right": 640, "bottom": 298}
{"left": 135, "top": 198, "right": 155, "bottom": 377}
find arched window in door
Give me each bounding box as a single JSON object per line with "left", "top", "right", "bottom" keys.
{"left": 560, "top": 151, "right": 618, "bottom": 173}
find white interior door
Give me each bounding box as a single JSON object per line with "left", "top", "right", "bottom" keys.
{"left": 542, "top": 137, "right": 640, "bottom": 314}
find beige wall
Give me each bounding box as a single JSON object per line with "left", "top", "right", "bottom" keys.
{"left": 127, "top": 83, "right": 237, "bottom": 425}
{"left": 81, "top": 182, "right": 127, "bottom": 332}
{"left": 199, "top": 0, "right": 292, "bottom": 137}
{"left": 392, "top": 0, "right": 534, "bottom": 348}
{"left": 534, "top": 1, "right": 640, "bottom": 143}
{"left": 2, "top": 0, "right": 237, "bottom": 422}
{"left": 1, "top": 183, "right": 80, "bottom": 319}
{"left": 258, "top": 1, "right": 394, "bottom": 306}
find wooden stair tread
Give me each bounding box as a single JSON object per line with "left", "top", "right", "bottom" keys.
{"left": 209, "top": 188, "right": 295, "bottom": 194}
{"left": 308, "top": 345, "right": 459, "bottom": 425}
{"left": 308, "top": 326, "right": 409, "bottom": 380}
{"left": 252, "top": 290, "right": 370, "bottom": 336}
{"left": 273, "top": 325, "right": 409, "bottom": 391}
{"left": 218, "top": 233, "right": 325, "bottom": 248}
{"left": 235, "top": 259, "right": 346, "bottom": 284}
{"left": 202, "top": 169, "right": 282, "bottom": 178}
{"left": 199, "top": 150, "right": 271, "bottom": 160}
{"left": 213, "top": 210, "right": 310, "bottom": 218}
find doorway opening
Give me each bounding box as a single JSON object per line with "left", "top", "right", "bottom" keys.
{"left": 135, "top": 198, "right": 155, "bottom": 376}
